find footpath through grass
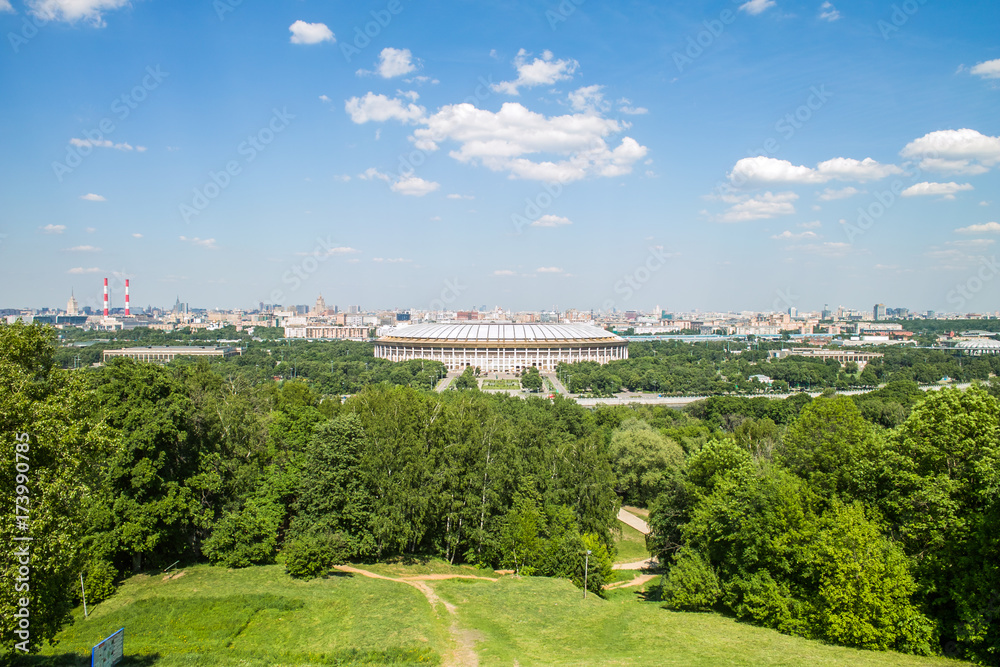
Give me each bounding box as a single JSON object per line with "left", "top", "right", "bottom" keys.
{"left": 34, "top": 559, "right": 965, "bottom": 667}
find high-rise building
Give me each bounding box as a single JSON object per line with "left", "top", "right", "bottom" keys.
{"left": 874, "top": 303, "right": 887, "bottom": 321}
{"left": 66, "top": 291, "right": 79, "bottom": 315}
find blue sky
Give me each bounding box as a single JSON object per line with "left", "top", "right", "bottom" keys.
{"left": 1, "top": 0, "right": 998, "bottom": 314}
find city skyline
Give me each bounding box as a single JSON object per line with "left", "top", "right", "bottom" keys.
{"left": 1, "top": 0, "right": 998, "bottom": 313}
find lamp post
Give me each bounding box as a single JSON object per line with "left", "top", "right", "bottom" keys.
{"left": 583, "top": 549, "right": 591, "bottom": 599}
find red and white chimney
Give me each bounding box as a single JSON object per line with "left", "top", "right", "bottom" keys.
{"left": 125, "top": 279, "right": 130, "bottom": 316}
{"left": 103, "top": 278, "right": 109, "bottom": 316}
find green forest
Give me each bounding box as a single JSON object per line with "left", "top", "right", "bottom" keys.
{"left": 2, "top": 321, "right": 999, "bottom": 664}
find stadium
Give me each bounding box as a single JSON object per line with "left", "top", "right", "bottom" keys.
{"left": 374, "top": 322, "right": 628, "bottom": 372}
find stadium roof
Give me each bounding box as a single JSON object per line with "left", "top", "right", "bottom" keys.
{"left": 380, "top": 322, "right": 622, "bottom": 343}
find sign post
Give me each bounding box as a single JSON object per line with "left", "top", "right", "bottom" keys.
{"left": 92, "top": 627, "right": 124, "bottom": 667}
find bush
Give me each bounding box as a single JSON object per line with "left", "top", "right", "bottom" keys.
{"left": 203, "top": 494, "right": 282, "bottom": 568}
{"left": 660, "top": 549, "right": 721, "bottom": 612}
{"left": 283, "top": 532, "right": 350, "bottom": 579}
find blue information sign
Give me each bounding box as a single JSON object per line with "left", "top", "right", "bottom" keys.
{"left": 92, "top": 627, "right": 124, "bottom": 667}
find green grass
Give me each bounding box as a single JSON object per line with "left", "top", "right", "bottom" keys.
{"left": 35, "top": 561, "right": 966, "bottom": 666}
{"left": 614, "top": 522, "right": 651, "bottom": 564}
{"left": 481, "top": 379, "right": 521, "bottom": 390}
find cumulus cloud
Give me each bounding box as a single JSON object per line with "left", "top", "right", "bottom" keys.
{"left": 568, "top": 85, "right": 609, "bottom": 114}
{"left": 618, "top": 98, "right": 648, "bottom": 115}
{"left": 80, "top": 193, "right": 106, "bottom": 201}
{"left": 771, "top": 230, "right": 818, "bottom": 240}
{"left": 67, "top": 266, "right": 103, "bottom": 274}
{"left": 729, "top": 156, "right": 901, "bottom": 186}
{"left": 0, "top": 1, "right": 13, "bottom": 12}
{"left": 372, "top": 257, "right": 412, "bottom": 263}
{"left": 818, "top": 186, "right": 861, "bottom": 201}
{"left": 40, "top": 224, "right": 66, "bottom": 234}
{"left": 900, "top": 128, "right": 1000, "bottom": 175}
{"left": 901, "top": 182, "right": 974, "bottom": 199}
{"left": 955, "top": 221, "right": 1000, "bottom": 234}
{"left": 70, "top": 137, "right": 144, "bottom": 151}
{"left": 28, "top": 0, "right": 128, "bottom": 26}
{"left": 970, "top": 59, "right": 1000, "bottom": 80}
{"left": 739, "top": 0, "right": 776, "bottom": 15}
{"left": 799, "top": 220, "right": 822, "bottom": 229}
{"left": 289, "top": 20, "right": 334, "bottom": 45}
{"left": 716, "top": 191, "right": 798, "bottom": 222}
{"left": 179, "top": 235, "right": 217, "bottom": 249}
{"left": 536, "top": 266, "right": 564, "bottom": 273}
{"left": 531, "top": 214, "right": 573, "bottom": 227}
{"left": 391, "top": 175, "right": 440, "bottom": 196}
{"left": 491, "top": 49, "right": 578, "bottom": 95}
{"left": 360, "top": 168, "right": 439, "bottom": 196}
{"left": 361, "top": 47, "right": 418, "bottom": 78}
{"left": 132, "top": 233, "right": 143, "bottom": 238}
{"left": 411, "top": 102, "right": 647, "bottom": 183}
{"left": 818, "top": 1, "right": 840, "bottom": 21}
{"left": 493, "top": 269, "right": 516, "bottom": 276}
{"left": 65, "top": 245, "right": 101, "bottom": 252}
{"left": 446, "top": 193, "right": 474, "bottom": 200}
{"left": 345, "top": 92, "right": 425, "bottom": 124}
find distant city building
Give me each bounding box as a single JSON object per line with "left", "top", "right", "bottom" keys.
{"left": 396, "top": 312, "right": 411, "bottom": 322}
{"left": 66, "top": 291, "right": 79, "bottom": 315}
{"left": 375, "top": 322, "right": 628, "bottom": 372}
{"left": 284, "top": 325, "right": 374, "bottom": 340}
{"left": 873, "top": 303, "right": 887, "bottom": 321}
{"left": 769, "top": 348, "right": 883, "bottom": 369}
{"left": 313, "top": 294, "right": 328, "bottom": 315}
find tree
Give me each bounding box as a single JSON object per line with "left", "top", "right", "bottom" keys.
{"left": 520, "top": 366, "right": 543, "bottom": 392}
{"left": 453, "top": 366, "right": 479, "bottom": 390}
{"left": 608, "top": 419, "right": 684, "bottom": 506}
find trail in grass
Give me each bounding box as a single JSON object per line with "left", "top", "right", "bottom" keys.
{"left": 613, "top": 557, "right": 658, "bottom": 570}
{"left": 604, "top": 574, "right": 656, "bottom": 590}
{"left": 335, "top": 565, "right": 496, "bottom": 667}
{"left": 617, "top": 507, "right": 650, "bottom": 534}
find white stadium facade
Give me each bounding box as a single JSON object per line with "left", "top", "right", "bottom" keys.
{"left": 374, "top": 323, "right": 629, "bottom": 372}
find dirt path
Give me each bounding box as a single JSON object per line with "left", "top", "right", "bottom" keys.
{"left": 604, "top": 574, "right": 656, "bottom": 590}
{"left": 617, "top": 508, "right": 650, "bottom": 534}
{"left": 335, "top": 565, "right": 483, "bottom": 666}
{"left": 613, "top": 558, "right": 658, "bottom": 571}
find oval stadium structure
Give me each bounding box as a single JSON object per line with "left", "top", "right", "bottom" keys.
{"left": 374, "top": 322, "right": 628, "bottom": 372}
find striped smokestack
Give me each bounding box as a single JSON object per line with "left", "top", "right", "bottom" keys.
{"left": 103, "top": 278, "right": 109, "bottom": 316}
{"left": 125, "top": 279, "right": 130, "bottom": 316}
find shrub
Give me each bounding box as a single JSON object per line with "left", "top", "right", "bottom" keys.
{"left": 660, "top": 549, "right": 721, "bottom": 612}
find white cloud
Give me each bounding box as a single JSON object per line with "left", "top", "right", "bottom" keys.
{"left": 391, "top": 175, "right": 440, "bottom": 196}
{"left": 716, "top": 191, "right": 798, "bottom": 222}
{"left": 70, "top": 137, "right": 144, "bottom": 151}
{"left": 771, "top": 230, "right": 818, "bottom": 240}
{"left": 901, "top": 182, "right": 974, "bottom": 200}
{"left": 739, "top": 0, "right": 776, "bottom": 15}
{"left": 446, "top": 194, "right": 474, "bottom": 200}
{"left": 28, "top": 0, "right": 129, "bottom": 26}
{"left": 729, "top": 156, "right": 900, "bottom": 186}
{"left": 536, "top": 266, "right": 564, "bottom": 273}
{"left": 345, "top": 92, "right": 425, "bottom": 124}
{"left": 364, "top": 47, "right": 418, "bottom": 78}
{"left": 493, "top": 269, "right": 516, "bottom": 276}
{"left": 618, "top": 98, "right": 648, "bottom": 115}
{"left": 80, "top": 193, "right": 106, "bottom": 201}
{"left": 65, "top": 245, "right": 101, "bottom": 252}
{"left": 900, "top": 128, "right": 1000, "bottom": 175}
{"left": 491, "top": 49, "right": 578, "bottom": 95}
{"left": 568, "top": 85, "right": 608, "bottom": 114}
{"left": 333, "top": 174, "right": 352, "bottom": 182}
{"left": 179, "top": 235, "right": 217, "bottom": 249}
{"left": 947, "top": 239, "right": 995, "bottom": 249}
{"left": 289, "top": 20, "right": 334, "bottom": 45}
{"left": 818, "top": 186, "right": 861, "bottom": 201}
{"left": 798, "top": 220, "right": 822, "bottom": 229}
{"left": 85, "top": 227, "right": 96, "bottom": 233}
{"left": 132, "top": 233, "right": 143, "bottom": 238}
{"left": 818, "top": 1, "right": 840, "bottom": 21}
{"left": 797, "top": 241, "right": 855, "bottom": 258}
{"left": 319, "top": 95, "right": 331, "bottom": 103}
{"left": 67, "top": 266, "right": 102, "bottom": 274}
{"left": 531, "top": 214, "right": 573, "bottom": 227}
{"left": 0, "top": 1, "right": 13, "bottom": 13}
{"left": 372, "top": 257, "right": 412, "bottom": 263}
{"left": 321, "top": 246, "right": 360, "bottom": 255}
{"left": 970, "top": 59, "right": 1000, "bottom": 80}
{"left": 40, "top": 224, "right": 65, "bottom": 234}
{"left": 412, "top": 102, "right": 647, "bottom": 183}
{"left": 955, "top": 221, "right": 1000, "bottom": 234}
